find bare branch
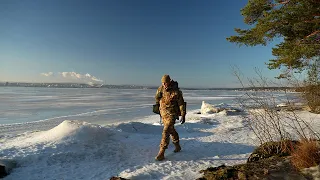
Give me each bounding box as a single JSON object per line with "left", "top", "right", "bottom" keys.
{"left": 306, "top": 30, "right": 320, "bottom": 38}
{"left": 270, "top": 0, "right": 290, "bottom": 7}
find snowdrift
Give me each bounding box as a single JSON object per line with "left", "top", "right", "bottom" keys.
{"left": 200, "top": 101, "right": 242, "bottom": 115}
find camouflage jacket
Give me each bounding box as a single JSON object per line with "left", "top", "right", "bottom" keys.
{"left": 155, "top": 81, "right": 186, "bottom": 118}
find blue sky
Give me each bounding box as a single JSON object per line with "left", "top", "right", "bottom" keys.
{"left": 0, "top": 0, "right": 281, "bottom": 88}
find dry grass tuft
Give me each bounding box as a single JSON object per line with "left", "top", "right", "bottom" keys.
{"left": 291, "top": 139, "right": 320, "bottom": 170}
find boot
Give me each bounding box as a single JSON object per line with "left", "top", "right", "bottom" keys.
{"left": 155, "top": 148, "right": 165, "bottom": 161}
{"left": 173, "top": 142, "right": 181, "bottom": 153}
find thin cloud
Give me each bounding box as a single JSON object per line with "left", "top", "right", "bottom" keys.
{"left": 41, "top": 71, "right": 103, "bottom": 84}
{"left": 41, "top": 72, "right": 54, "bottom": 77}
{"left": 60, "top": 72, "right": 82, "bottom": 79}
{"left": 58, "top": 72, "right": 103, "bottom": 83}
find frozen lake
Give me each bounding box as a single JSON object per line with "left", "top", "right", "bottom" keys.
{"left": 0, "top": 87, "right": 245, "bottom": 126}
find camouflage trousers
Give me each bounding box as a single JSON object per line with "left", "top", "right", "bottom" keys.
{"left": 159, "top": 116, "right": 179, "bottom": 149}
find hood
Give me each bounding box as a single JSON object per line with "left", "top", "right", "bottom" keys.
{"left": 168, "top": 80, "right": 179, "bottom": 90}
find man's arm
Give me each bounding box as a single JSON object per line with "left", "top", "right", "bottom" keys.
{"left": 177, "top": 90, "right": 186, "bottom": 117}
{"left": 155, "top": 86, "right": 163, "bottom": 104}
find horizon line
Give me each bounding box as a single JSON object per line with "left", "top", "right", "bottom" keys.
{"left": 0, "top": 81, "right": 296, "bottom": 90}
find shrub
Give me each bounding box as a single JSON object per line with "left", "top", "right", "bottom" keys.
{"left": 291, "top": 139, "right": 320, "bottom": 170}
{"left": 302, "top": 84, "right": 320, "bottom": 114}
{"left": 233, "top": 67, "right": 319, "bottom": 145}
{"left": 247, "top": 140, "right": 298, "bottom": 163}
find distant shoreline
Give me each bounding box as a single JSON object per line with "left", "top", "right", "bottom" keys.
{"left": 0, "top": 82, "right": 296, "bottom": 91}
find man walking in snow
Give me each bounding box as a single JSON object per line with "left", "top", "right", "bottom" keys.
{"left": 154, "top": 74, "right": 186, "bottom": 161}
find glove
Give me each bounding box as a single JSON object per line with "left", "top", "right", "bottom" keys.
{"left": 180, "top": 116, "right": 185, "bottom": 124}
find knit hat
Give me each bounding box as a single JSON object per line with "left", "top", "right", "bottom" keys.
{"left": 161, "top": 74, "right": 171, "bottom": 83}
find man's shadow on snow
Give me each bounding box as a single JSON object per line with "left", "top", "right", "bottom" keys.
{"left": 114, "top": 118, "right": 219, "bottom": 138}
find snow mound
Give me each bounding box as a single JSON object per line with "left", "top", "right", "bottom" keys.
{"left": 44, "top": 120, "right": 113, "bottom": 143}
{"left": 276, "top": 102, "right": 290, "bottom": 107}
{"left": 201, "top": 101, "right": 242, "bottom": 115}
{"left": 201, "top": 101, "right": 220, "bottom": 114}
{"left": 4, "top": 120, "right": 113, "bottom": 148}
{"left": 0, "top": 121, "right": 131, "bottom": 180}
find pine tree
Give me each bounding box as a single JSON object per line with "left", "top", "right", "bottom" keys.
{"left": 227, "top": 0, "right": 320, "bottom": 77}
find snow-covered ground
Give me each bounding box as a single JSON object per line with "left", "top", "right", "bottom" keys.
{"left": 0, "top": 109, "right": 251, "bottom": 180}
{"left": 1, "top": 108, "right": 319, "bottom": 180}
{"left": 1, "top": 88, "right": 319, "bottom": 180}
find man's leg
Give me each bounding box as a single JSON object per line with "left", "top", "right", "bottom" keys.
{"left": 170, "top": 126, "right": 181, "bottom": 153}
{"left": 155, "top": 117, "right": 172, "bottom": 161}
